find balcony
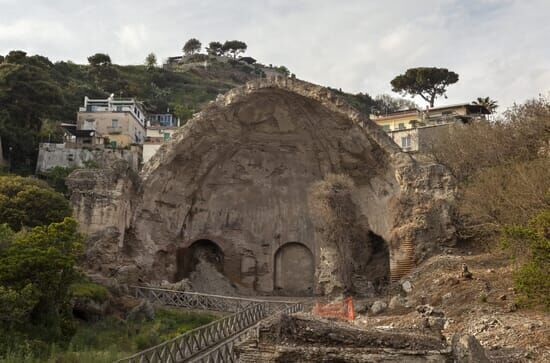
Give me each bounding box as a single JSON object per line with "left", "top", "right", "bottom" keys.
{"left": 107, "top": 126, "right": 123, "bottom": 134}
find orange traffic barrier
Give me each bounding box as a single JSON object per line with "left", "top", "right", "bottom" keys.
{"left": 312, "top": 296, "right": 355, "bottom": 321}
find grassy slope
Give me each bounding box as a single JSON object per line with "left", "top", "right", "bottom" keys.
{"left": 1, "top": 307, "right": 218, "bottom": 363}
{"left": 48, "top": 59, "right": 375, "bottom": 126}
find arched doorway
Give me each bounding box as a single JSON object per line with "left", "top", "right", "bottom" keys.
{"left": 351, "top": 231, "right": 390, "bottom": 295}
{"left": 175, "top": 239, "right": 224, "bottom": 281}
{"left": 274, "top": 242, "right": 314, "bottom": 296}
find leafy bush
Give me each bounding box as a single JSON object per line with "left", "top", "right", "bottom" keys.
{"left": 69, "top": 282, "right": 108, "bottom": 303}
{"left": 0, "top": 218, "right": 83, "bottom": 353}
{"left": 0, "top": 175, "right": 71, "bottom": 231}
{"left": 501, "top": 210, "right": 550, "bottom": 310}
{"left": 134, "top": 330, "right": 162, "bottom": 350}
{"left": 82, "top": 160, "right": 100, "bottom": 169}
{"left": 41, "top": 166, "right": 75, "bottom": 195}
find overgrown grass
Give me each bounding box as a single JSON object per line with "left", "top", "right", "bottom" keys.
{"left": 0, "top": 308, "right": 217, "bottom": 363}
{"left": 69, "top": 282, "right": 109, "bottom": 303}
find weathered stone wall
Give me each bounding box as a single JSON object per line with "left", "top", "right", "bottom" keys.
{"left": 66, "top": 161, "right": 139, "bottom": 276}
{"left": 68, "top": 77, "right": 456, "bottom": 294}
{"left": 36, "top": 143, "right": 142, "bottom": 173}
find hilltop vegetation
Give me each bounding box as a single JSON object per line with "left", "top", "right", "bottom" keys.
{"left": 0, "top": 49, "right": 409, "bottom": 175}
{"left": 0, "top": 50, "right": 263, "bottom": 173}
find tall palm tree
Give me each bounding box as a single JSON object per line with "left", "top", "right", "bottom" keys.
{"left": 473, "top": 97, "right": 498, "bottom": 113}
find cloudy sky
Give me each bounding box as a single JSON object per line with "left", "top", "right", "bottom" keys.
{"left": 1, "top": 0, "right": 549, "bottom": 110}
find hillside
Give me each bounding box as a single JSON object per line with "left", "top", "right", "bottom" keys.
{"left": 0, "top": 51, "right": 379, "bottom": 174}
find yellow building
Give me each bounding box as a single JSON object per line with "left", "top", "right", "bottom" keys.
{"left": 371, "top": 103, "right": 490, "bottom": 151}
{"left": 371, "top": 109, "right": 422, "bottom": 132}
{"left": 372, "top": 103, "right": 489, "bottom": 132}
{"left": 75, "top": 96, "right": 147, "bottom": 148}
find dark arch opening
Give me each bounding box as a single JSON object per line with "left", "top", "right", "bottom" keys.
{"left": 175, "top": 239, "right": 224, "bottom": 281}
{"left": 364, "top": 231, "right": 390, "bottom": 290}
{"left": 274, "top": 242, "right": 314, "bottom": 296}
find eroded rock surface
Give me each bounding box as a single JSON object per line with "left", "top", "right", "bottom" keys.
{"left": 68, "top": 77, "right": 456, "bottom": 295}
{"left": 235, "top": 314, "right": 489, "bottom": 362}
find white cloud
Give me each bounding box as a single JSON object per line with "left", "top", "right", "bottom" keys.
{"left": 0, "top": 0, "right": 548, "bottom": 110}
{"left": 116, "top": 25, "right": 149, "bottom": 50}
{"left": 0, "top": 19, "right": 74, "bottom": 42}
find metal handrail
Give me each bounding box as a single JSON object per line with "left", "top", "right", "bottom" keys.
{"left": 116, "top": 287, "right": 304, "bottom": 363}
{"left": 188, "top": 303, "right": 305, "bottom": 363}
{"left": 116, "top": 303, "right": 268, "bottom": 363}
{"left": 132, "top": 285, "right": 293, "bottom": 303}
{"left": 131, "top": 286, "right": 297, "bottom": 313}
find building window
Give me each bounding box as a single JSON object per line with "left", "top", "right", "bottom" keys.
{"left": 111, "top": 119, "right": 118, "bottom": 128}
{"left": 401, "top": 135, "right": 412, "bottom": 148}
{"left": 382, "top": 125, "right": 390, "bottom": 132}
{"left": 398, "top": 123, "right": 405, "bottom": 130}
{"left": 84, "top": 119, "right": 95, "bottom": 130}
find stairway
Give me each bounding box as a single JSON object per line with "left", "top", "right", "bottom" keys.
{"left": 390, "top": 239, "right": 415, "bottom": 282}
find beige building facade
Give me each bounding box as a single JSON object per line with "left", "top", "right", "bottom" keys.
{"left": 143, "top": 126, "right": 177, "bottom": 163}
{"left": 76, "top": 96, "right": 146, "bottom": 148}
{"left": 372, "top": 103, "right": 490, "bottom": 151}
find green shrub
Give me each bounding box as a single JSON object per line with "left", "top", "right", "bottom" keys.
{"left": 41, "top": 166, "right": 75, "bottom": 195}
{"left": 0, "top": 218, "right": 83, "bottom": 353}
{"left": 134, "top": 330, "right": 162, "bottom": 350}
{"left": 82, "top": 160, "right": 100, "bottom": 169}
{"left": 502, "top": 210, "right": 550, "bottom": 310}
{"left": 69, "top": 282, "right": 108, "bottom": 303}
{"left": 0, "top": 175, "right": 71, "bottom": 231}
{"left": 479, "top": 292, "right": 487, "bottom": 303}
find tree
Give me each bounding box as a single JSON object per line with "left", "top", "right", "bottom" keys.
{"left": 4, "top": 50, "right": 27, "bottom": 64}
{"left": 390, "top": 67, "right": 459, "bottom": 107}
{"left": 0, "top": 175, "right": 71, "bottom": 231}
{"left": 87, "top": 53, "right": 111, "bottom": 68}
{"left": 206, "top": 41, "right": 223, "bottom": 56}
{"left": 222, "top": 40, "right": 247, "bottom": 59}
{"left": 274, "top": 65, "right": 290, "bottom": 77}
{"left": 239, "top": 56, "right": 256, "bottom": 65}
{"left": 473, "top": 96, "right": 498, "bottom": 113}
{"left": 0, "top": 218, "right": 83, "bottom": 342}
{"left": 86, "top": 53, "right": 127, "bottom": 94}
{"left": 171, "top": 103, "right": 194, "bottom": 123}
{"left": 374, "top": 94, "right": 418, "bottom": 114}
{"left": 145, "top": 52, "right": 157, "bottom": 69}
{"left": 183, "top": 38, "right": 202, "bottom": 55}
{"left": 0, "top": 54, "right": 63, "bottom": 173}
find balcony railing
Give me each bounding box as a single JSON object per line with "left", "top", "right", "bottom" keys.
{"left": 107, "top": 126, "right": 123, "bottom": 134}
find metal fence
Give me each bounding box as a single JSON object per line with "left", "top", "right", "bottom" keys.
{"left": 117, "top": 303, "right": 268, "bottom": 363}
{"left": 132, "top": 286, "right": 266, "bottom": 313}
{"left": 117, "top": 286, "right": 304, "bottom": 363}
{"left": 189, "top": 302, "right": 304, "bottom": 363}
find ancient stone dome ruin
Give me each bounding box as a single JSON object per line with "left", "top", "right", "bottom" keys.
{"left": 68, "top": 77, "right": 456, "bottom": 296}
